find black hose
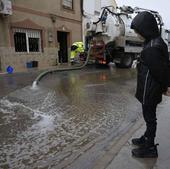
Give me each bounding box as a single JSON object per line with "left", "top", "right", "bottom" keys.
{"left": 93, "top": 6, "right": 124, "bottom": 30}
{"left": 32, "top": 47, "right": 91, "bottom": 87}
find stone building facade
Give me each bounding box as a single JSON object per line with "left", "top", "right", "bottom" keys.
{"left": 0, "top": 0, "right": 82, "bottom": 72}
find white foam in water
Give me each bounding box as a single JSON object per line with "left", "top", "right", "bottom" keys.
{"left": 32, "top": 114, "right": 55, "bottom": 132}
{"left": 0, "top": 98, "right": 56, "bottom": 127}
{"left": 0, "top": 99, "right": 35, "bottom": 113}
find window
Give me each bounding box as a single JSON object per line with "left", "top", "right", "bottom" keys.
{"left": 62, "top": 0, "right": 73, "bottom": 10}
{"left": 13, "top": 28, "right": 42, "bottom": 53}
{"left": 14, "top": 32, "right": 27, "bottom": 52}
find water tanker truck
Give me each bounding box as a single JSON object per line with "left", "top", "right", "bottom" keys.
{"left": 85, "top": 6, "right": 170, "bottom": 68}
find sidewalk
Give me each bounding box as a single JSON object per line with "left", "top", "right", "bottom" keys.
{"left": 93, "top": 97, "right": 170, "bottom": 169}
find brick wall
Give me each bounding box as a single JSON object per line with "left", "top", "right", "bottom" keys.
{"left": 0, "top": 0, "right": 82, "bottom": 72}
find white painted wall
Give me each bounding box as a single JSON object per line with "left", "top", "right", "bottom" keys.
{"left": 83, "top": 0, "right": 117, "bottom": 16}
{"left": 101, "top": 0, "right": 117, "bottom": 8}
{"left": 95, "top": 0, "right": 101, "bottom": 14}
{"left": 83, "top": 0, "right": 95, "bottom": 15}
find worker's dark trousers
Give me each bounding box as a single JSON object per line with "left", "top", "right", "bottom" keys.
{"left": 142, "top": 104, "right": 157, "bottom": 145}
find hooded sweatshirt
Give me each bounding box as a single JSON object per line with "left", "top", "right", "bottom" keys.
{"left": 131, "top": 11, "right": 159, "bottom": 40}
{"left": 131, "top": 11, "right": 169, "bottom": 105}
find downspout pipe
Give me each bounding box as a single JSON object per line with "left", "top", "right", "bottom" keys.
{"left": 80, "top": 0, "right": 85, "bottom": 17}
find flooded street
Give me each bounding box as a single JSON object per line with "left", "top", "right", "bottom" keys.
{"left": 0, "top": 67, "right": 141, "bottom": 169}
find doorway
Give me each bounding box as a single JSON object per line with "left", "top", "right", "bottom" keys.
{"left": 57, "top": 31, "right": 68, "bottom": 63}
{"left": 0, "top": 56, "right": 1, "bottom": 72}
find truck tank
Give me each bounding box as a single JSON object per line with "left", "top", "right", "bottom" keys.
{"left": 85, "top": 6, "right": 168, "bottom": 68}
{"left": 85, "top": 6, "right": 143, "bottom": 67}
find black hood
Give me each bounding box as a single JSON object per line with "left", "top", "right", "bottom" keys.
{"left": 131, "top": 11, "right": 160, "bottom": 40}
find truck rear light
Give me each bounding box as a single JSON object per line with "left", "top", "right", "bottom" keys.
{"left": 99, "top": 60, "right": 106, "bottom": 64}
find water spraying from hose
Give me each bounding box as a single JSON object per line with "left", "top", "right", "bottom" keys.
{"left": 31, "top": 81, "right": 39, "bottom": 90}
{"left": 32, "top": 47, "right": 92, "bottom": 88}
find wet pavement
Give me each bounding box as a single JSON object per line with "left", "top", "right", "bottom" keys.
{"left": 0, "top": 70, "right": 41, "bottom": 98}
{"left": 0, "top": 66, "right": 142, "bottom": 169}
{"left": 103, "top": 96, "right": 170, "bottom": 169}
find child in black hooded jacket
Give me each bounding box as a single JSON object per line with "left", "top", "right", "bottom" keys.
{"left": 130, "top": 11, "right": 169, "bottom": 158}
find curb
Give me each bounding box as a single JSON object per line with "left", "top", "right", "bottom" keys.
{"left": 92, "top": 118, "right": 144, "bottom": 169}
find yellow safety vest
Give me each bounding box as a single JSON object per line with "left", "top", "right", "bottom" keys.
{"left": 70, "top": 42, "right": 84, "bottom": 59}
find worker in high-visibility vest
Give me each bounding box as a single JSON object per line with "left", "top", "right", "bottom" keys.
{"left": 70, "top": 42, "right": 84, "bottom": 64}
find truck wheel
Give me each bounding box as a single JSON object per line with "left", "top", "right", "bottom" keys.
{"left": 120, "top": 54, "right": 133, "bottom": 68}
{"left": 115, "top": 63, "right": 122, "bottom": 68}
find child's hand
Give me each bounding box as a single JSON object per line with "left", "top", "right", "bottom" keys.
{"left": 164, "top": 87, "right": 170, "bottom": 96}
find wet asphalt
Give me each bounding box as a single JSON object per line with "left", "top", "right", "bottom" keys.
{"left": 0, "top": 70, "right": 41, "bottom": 98}
{"left": 0, "top": 66, "right": 142, "bottom": 169}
